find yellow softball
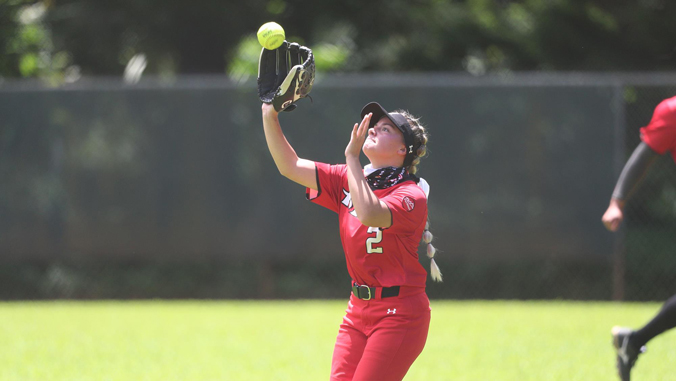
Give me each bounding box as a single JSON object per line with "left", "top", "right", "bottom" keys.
{"left": 257, "top": 22, "right": 285, "bottom": 50}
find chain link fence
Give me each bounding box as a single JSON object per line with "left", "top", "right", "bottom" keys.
{"left": 0, "top": 73, "right": 674, "bottom": 301}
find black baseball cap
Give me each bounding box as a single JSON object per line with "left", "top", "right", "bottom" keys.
{"left": 360, "top": 102, "right": 418, "bottom": 167}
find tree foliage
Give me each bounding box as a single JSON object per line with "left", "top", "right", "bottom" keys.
{"left": 1, "top": 0, "right": 676, "bottom": 81}
{"left": 0, "top": 0, "right": 32, "bottom": 77}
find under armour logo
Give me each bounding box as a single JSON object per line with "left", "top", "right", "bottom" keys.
{"left": 408, "top": 145, "right": 413, "bottom": 153}
{"left": 387, "top": 308, "right": 397, "bottom": 314}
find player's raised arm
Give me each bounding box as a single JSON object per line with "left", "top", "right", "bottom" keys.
{"left": 257, "top": 39, "right": 316, "bottom": 189}
{"left": 261, "top": 103, "right": 317, "bottom": 190}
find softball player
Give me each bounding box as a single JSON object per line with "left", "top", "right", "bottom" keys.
{"left": 261, "top": 101, "right": 441, "bottom": 381}
{"left": 602, "top": 95, "right": 676, "bottom": 381}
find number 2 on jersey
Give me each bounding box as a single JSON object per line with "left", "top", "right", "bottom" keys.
{"left": 366, "top": 227, "right": 383, "bottom": 254}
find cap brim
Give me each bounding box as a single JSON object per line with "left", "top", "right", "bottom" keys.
{"left": 360, "top": 102, "right": 409, "bottom": 135}
{"left": 360, "top": 102, "right": 388, "bottom": 129}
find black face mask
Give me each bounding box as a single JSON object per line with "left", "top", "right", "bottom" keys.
{"left": 365, "top": 166, "right": 417, "bottom": 190}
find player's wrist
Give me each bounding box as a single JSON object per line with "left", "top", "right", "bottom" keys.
{"left": 262, "top": 103, "right": 279, "bottom": 116}
{"left": 345, "top": 153, "right": 361, "bottom": 163}
{"left": 609, "top": 198, "right": 625, "bottom": 210}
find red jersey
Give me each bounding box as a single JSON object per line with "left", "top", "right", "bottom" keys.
{"left": 640, "top": 96, "right": 676, "bottom": 163}
{"left": 306, "top": 162, "right": 428, "bottom": 289}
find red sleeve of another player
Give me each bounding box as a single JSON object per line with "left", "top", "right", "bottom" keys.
{"left": 305, "top": 162, "right": 346, "bottom": 213}
{"left": 381, "top": 184, "right": 427, "bottom": 235}
{"left": 640, "top": 99, "right": 676, "bottom": 155}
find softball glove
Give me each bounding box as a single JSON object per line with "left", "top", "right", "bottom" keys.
{"left": 257, "top": 41, "right": 315, "bottom": 112}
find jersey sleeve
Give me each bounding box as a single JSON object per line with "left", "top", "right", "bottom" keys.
{"left": 380, "top": 183, "right": 427, "bottom": 235}
{"left": 640, "top": 99, "right": 676, "bottom": 155}
{"left": 305, "top": 162, "right": 347, "bottom": 213}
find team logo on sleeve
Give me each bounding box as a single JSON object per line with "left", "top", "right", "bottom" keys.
{"left": 402, "top": 196, "right": 415, "bottom": 212}
{"left": 342, "top": 189, "right": 358, "bottom": 217}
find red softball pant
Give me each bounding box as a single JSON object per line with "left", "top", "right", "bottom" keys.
{"left": 330, "top": 292, "right": 431, "bottom": 381}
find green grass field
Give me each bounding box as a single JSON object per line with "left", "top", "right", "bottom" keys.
{"left": 0, "top": 300, "right": 674, "bottom": 380}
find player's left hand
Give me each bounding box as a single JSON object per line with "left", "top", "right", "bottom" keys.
{"left": 345, "top": 113, "right": 372, "bottom": 159}
{"left": 257, "top": 41, "right": 315, "bottom": 112}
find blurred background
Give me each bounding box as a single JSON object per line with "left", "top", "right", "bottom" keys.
{"left": 1, "top": 0, "right": 675, "bottom": 302}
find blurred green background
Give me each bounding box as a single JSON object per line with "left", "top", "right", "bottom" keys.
{"left": 1, "top": 0, "right": 675, "bottom": 302}
{"left": 3, "top": 0, "right": 676, "bottom": 80}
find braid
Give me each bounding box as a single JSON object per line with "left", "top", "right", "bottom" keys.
{"left": 392, "top": 110, "right": 441, "bottom": 282}
{"left": 422, "top": 220, "right": 442, "bottom": 282}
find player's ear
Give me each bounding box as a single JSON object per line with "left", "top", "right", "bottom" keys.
{"left": 397, "top": 144, "right": 407, "bottom": 156}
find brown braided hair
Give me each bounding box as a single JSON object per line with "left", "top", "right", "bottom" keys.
{"left": 391, "top": 110, "right": 442, "bottom": 282}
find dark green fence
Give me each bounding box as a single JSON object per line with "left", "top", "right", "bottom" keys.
{"left": 0, "top": 73, "right": 674, "bottom": 300}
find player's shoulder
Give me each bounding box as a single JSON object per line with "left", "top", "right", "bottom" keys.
{"left": 316, "top": 162, "right": 347, "bottom": 176}
{"left": 660, "top": 95, "right": 676, "bottom": 108}
{"left": 383, "top": 181, "right": 428, "bottom": 215}
{"left": 654, "top": 96, "right": 676, "bottom": 121}
{"left": 333, "top": 164, "right": 348, "bottom": 177}
{"left": 390, "top": 180, "right": 427, "bottom": 200}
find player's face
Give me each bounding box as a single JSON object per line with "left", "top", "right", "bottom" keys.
{"left": 362, "top": 116, "right": 406, "bottom": 165}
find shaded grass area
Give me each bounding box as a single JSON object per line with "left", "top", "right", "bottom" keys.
{"left": 0, "top": 300, "right": 674, "bottom": 380}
